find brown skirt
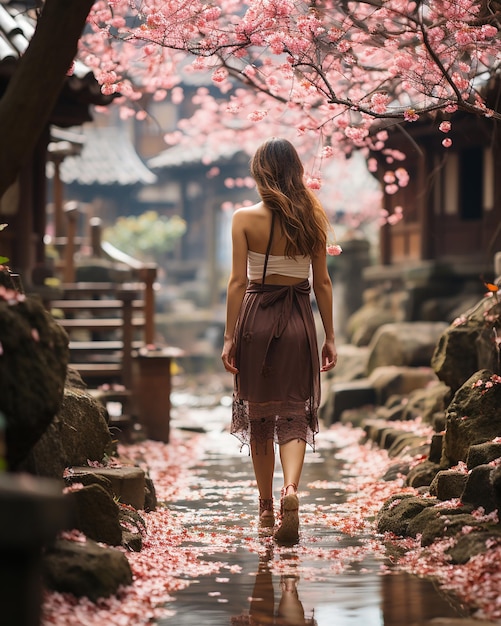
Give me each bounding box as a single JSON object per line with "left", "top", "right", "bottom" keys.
{"left": 231, "top": 279, "right": 320, "bottom": 452}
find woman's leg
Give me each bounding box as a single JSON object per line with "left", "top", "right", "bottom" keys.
{"left": 251, "top": 438, "right": 276, "bottom": 525}
{"left": 274, "top": 439, "right": 305, "bottom": 544}
{"left": 250, "top": 438, "right": 276, "bottom": 499}
{"left": 279, "top": 439, "right": 306, "bottom": 493}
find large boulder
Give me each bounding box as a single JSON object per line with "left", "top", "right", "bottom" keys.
{"left": 320, "top": 379, "right": 376, "bottom": 425}
{"left": 19, "top": 382, "right": 113, "bottom": 478}
{"left": 376, "top": 494, "right": 436, "bottom": 536}
{"left": 461, "top": 464, "right": 498, "bottom": 513}
{"left": 43, "top": 538, "right": 132, "bottom": 601}
{"left": 68, "top": 484, "right": 123, "bottom": 546}
{"left": 442, "top": 369, "right": 501, "bottom": 466}
{"left": 447, "top": 530, "right": 501, "bottom": 565}
{"left": 366, "top": 322, "right": 448, "bottom": 375}
{"left": 368, "top": 365, "right": 441, "bottom": 407}
{"left": 492, "top": 465, "right": 501, "bottom": 512}
{"left": 345, "top": 285, "right": 402, "bottom": 347}
{"left": 399, "top": 382, "right": 450, "bottom": 423}
{"left": 0, "top": 292, "right": 69, "bottom": 469}
{"left": 431, "top": 295, "right": 501, "bottom": 394}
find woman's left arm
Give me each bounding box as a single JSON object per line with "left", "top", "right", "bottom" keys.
{"left": 311, "top": 246, "right": 338, "bottom": 372}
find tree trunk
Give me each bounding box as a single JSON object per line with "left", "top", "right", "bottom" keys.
{"left": 0, "top": 0, "right": 94, "bottom": 197}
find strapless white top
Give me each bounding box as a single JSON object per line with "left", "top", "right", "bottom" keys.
{"left": 247, "top": 250, "right": 311, "bottom": 281}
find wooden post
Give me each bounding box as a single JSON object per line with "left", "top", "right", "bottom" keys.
{"left": 133, "top": 346, "right": 184, "bottom": 443}
{"left": 89, "top": 217, "right": 103, "bottom": 258}
{"left": 139, "top": 265, "right": 157, "bottom": 345}
{"left": 62, "top": 202, "right": 79, "bottom": 283}
{"left": 120, "top": 289, "right": 135, "bottom": 391}
{"left": 52, "top": 157, "right": 65, "bottom": 239}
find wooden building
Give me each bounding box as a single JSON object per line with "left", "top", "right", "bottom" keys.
{"left": 146, "top": 143, "right": 252, "bottom": 305}
{"left": 0, "top": 4, "right": 113, "bottom": 287}
{"left": 367, "top": 90, "right": 501, "bottom": 321}
{"left": 376, "top": 115, "right": 500, "bottom": 266}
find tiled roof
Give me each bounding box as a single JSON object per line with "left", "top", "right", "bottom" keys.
{"left": 55, "top": 125, "right": 157, "bottom": 187}
{"left": 0, "top": 3, "right": 91, "bottom": 72}
{"left": 0, "top": 3, "right": 110, "bottom": 103}
{"left": 148, "top": 142, "right": 245, "bottom": 170}
{"left": 0, "top": 3, "right": 32, "bottom": 64}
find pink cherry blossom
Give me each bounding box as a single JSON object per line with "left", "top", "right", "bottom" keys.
{"left": 247, "top": 110, "right": 267, "bottom": 122}
{"left": 370, "top": 92, "right": 390, "bottom": 114}
{"left": 404, "top": 109, "right": 419, "bottom": 122}
{"left": 327, "top": 244, "right": 343, "bottom": 256}
{"left": 305, "top": 176, "right": 322, "bottom": 190}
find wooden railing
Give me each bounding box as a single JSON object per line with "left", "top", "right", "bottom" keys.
{"left": 46, "top": 208, "right": 166, "bottom": 440}
{"left": 89, "top": 217, "right": 157, "bottom": 346}
{"left": 52, "top": 283, "right": 144, "bottom": 391}
{"left": 53, "top": 207, "right": 157, "bottom": 347}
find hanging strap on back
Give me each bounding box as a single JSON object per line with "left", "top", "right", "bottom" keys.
{"left": 261, "top": 211, "right": 276, "bottom": 287}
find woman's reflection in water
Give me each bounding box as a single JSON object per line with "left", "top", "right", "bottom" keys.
{"left": 232, "top": 550, "right": 317, "bottom": 626}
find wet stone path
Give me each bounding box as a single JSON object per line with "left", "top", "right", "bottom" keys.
{"left": 155, "top": 405, "right": 486, "bottom": 626}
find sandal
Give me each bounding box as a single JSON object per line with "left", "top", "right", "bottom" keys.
{"left": 274, "top": 484, "right": 299, "bottom": 545}
{"left": 259, "top": 497, "right": 275, "bottom": 527}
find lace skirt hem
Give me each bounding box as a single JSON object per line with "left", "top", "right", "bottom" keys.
{"left": 231, "top": 396, "right": 318, "bottom": 453}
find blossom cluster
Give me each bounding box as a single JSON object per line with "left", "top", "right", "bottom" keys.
{"left": 83, "top": 0, "right": 499, "bottom": 160}
{"left": 326, "top": 244, "right": 343, "bottom": 256}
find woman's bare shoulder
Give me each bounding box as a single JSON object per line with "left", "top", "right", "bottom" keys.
{"left": 234, "top": 202, "right": 263, "bottom": 216}
{"left": 233, "top": 202, "right": 265, "bottom": 224}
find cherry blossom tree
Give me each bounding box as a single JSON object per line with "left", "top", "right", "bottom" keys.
{"left": 1, "top": 1, "right": 500, "bottom": 201}
{"left": 81, "top": 0, "right": 501, "bottom": 192}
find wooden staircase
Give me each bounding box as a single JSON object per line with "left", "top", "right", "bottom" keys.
{"left": 51, "top": 283, "right": 148, "bottom": 438}
{"left": 45, "top": 212, "right": 161, "bottom": 441}
{"left": 52, "top": 283, "right": 143, "bottom": 380}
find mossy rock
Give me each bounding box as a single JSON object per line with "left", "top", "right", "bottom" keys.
{"left": 0, "top": 295, "right": 69, "bottom": 468}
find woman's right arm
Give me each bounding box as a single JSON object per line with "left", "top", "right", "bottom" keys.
{"left": 311, "top": 247, "right": 338, "bottom": 372}
{"left": 222, "top": 210, "right": 249, "bottom": 374}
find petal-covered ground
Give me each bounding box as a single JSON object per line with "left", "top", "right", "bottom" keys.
{"left": 41, "top": 411, "right": 501, "bottom": 625}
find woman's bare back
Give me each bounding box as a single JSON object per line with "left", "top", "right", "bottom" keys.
{"left": 239, "top": 203, "right": 306, "bottom": 285}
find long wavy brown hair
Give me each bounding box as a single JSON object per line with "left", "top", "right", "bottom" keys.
{"left": 250, "top": 137, "right": 329, "bottom": 257}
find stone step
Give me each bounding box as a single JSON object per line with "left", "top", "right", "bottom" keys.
{"left": 320, "top": 379, "right": 376, "bottom": 426}
{"left": 68, "top": 464, "right": 146, "bottom": 511}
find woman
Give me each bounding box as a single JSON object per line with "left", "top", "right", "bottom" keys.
{"left": 221, "top": 137, "right": 338, "bottom": 545}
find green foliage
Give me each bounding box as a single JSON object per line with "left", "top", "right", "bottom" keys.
{"left": 104, "top": 211, "right": 186, "bottom": 262}
{"left": 0, "top": 223, "right": 9, "bottom": 264}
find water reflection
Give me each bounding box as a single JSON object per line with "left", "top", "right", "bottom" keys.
{"left": 157, "top": 420, "right": 473, "bottom": 626}
{"left": 381, "top": 571, "right": 467, "bottom": 624}
{"left": 231, "top": 549, "right": 316, "bottom": 626}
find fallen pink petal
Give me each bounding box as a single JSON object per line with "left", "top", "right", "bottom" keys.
{"left": 38, "top": 406, "right": 501, "bottom": 625}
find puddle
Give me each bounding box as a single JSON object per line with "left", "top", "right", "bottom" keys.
{"left": 155, "top": 423, "right": 472, "bottom": 626}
